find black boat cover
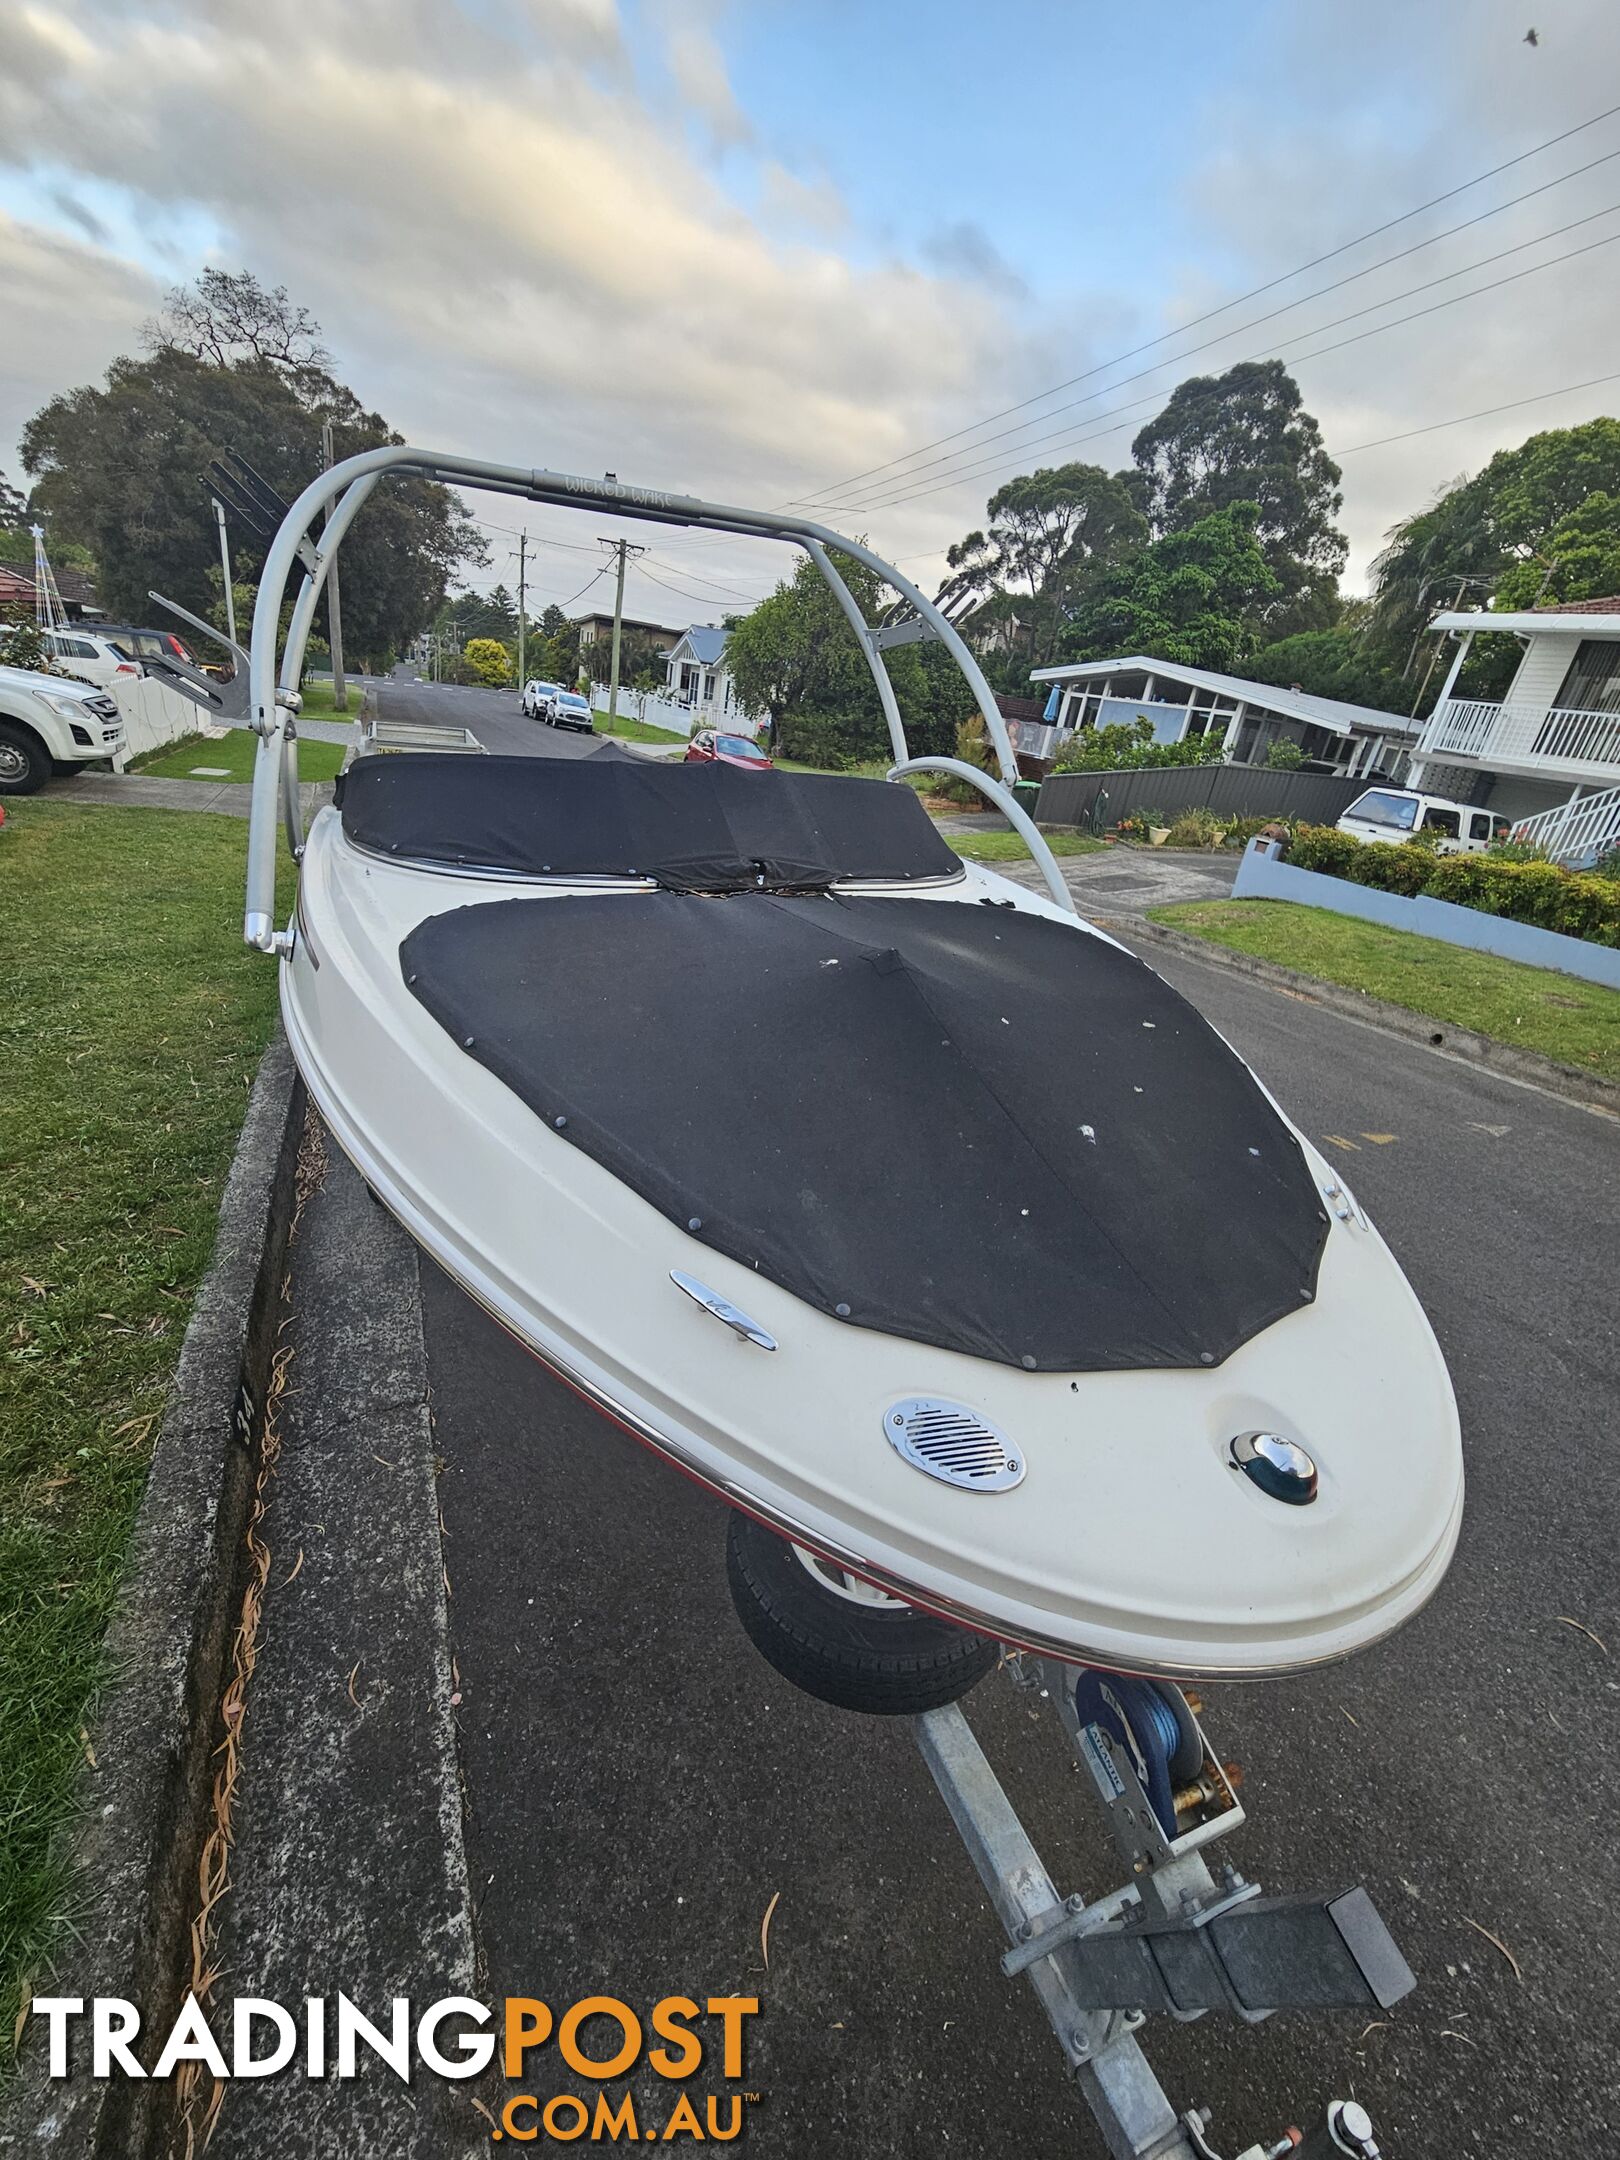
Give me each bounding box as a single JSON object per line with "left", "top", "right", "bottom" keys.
{"left": 400, "top": 892, "right": 1329, "bottom": 1373}
{"left": 339, "top": 754, "right": 959, "bottom": 891}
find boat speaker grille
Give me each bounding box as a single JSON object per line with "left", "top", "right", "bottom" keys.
{"left": 884, "top": 1398, "right": 1025, "bottom": 1492}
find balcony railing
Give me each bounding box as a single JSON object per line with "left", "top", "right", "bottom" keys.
{"left": 1419, "top": 699, "right": 1620, "bottom": 772}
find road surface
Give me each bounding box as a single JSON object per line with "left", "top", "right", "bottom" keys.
{"left": 406, "top": 742, "right": 1619, "bottom": 2158}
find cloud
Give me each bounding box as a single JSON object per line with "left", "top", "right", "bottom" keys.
{"left": 0, "top": 212, "right": 159, "bottom": 479}
{"left": 0, "top": 0, "right": 1024, "bottom": 591}
{"left": 921, "top": 220, "right": 1028, "bottom": 302}
{"left": 655, "top": 5, "right": 752, "bottom": 152}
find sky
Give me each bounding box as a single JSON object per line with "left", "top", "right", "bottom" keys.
{"left": 1, "top": 0, "right": 1618, "bottom": 634}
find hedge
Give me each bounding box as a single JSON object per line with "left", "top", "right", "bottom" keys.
{"left": 1282, "top": 826, "right": 1620, "bottom": 948}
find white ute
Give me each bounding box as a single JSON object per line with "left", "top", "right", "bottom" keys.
{"left": 0, "top": 662, "right": 126, "bottom": 793}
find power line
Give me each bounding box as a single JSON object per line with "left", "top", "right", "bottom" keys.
{"left": 791, "top": 100, "right": 1620, "bottom": 506}
{"left": 637, "top": 560, "right": 768, "bottom": 611}
{"left": 818, "top": 162, "right": 1620, "bottom": 514}
{"left": 1337, "top": 370, "right": 1620, "bottom": 455}
{"left": 641, "top": 553, "right": 763, "bottom": 604}
{"left": 847, "top": 212, "right": 1620, "bottom": 515}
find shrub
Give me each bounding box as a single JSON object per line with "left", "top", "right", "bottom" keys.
{"left": 1282, "top": 825, "right": 1620, "bottom": 947}
{"left": 1589, "top": 843, "right": 1620, "bottom": 883}
{"left": 1343, "top": 840, "right": 1433, "bottom": 897}
{"left": 1265, "top": 738, "right": 1304, "bottom": 770}
{"left": 464, "top": 637, "right": 512, "bottom": 687}
{"left": 1284, "top": 824, "right": 1361, "bottom": 878}
{"left": 1166, "top": 807, "right": 1225, "bottom": 849}
{"left": 1053, "top": 717, "right": 1226, "bottom": 774}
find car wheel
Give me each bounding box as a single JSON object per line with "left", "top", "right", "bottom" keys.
{"left": 724, "top": 1509, "right": 999, "bottom": 1715}
{"left": 0, "top": 724, "right": 51, "bottom": 795}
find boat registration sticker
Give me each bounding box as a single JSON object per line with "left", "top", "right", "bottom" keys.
{"left": 1080, "top": 1723, "right": 1126, "bottom": 1805}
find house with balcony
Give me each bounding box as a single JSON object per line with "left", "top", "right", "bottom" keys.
{"left": 1029, "top": 656, "right": 1419, "bottom": 779}
{"left": 1414, "top": 598, "right": 1620, "bottom": 863}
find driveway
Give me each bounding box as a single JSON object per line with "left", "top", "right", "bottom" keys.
{"left": 1003, "top": 841, "right": 1241, "bottom": 913}
{"left": 426, "top": 929, "right": 1620, "bottom": 2157}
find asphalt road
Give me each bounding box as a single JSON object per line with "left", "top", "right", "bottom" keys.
{"left": 405, "top": 685, "right": 1619, "bottom": 2155}
{"left": 376, "top": 673, "right": 608, "bottom": 758}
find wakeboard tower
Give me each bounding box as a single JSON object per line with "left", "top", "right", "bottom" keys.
{"left": 236, "top": 445, "right": 1460, "bottom": 2160}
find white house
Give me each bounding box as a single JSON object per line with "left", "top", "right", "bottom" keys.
{"left": 1029, "top": 656, "right": 1419, "bottom": 780}
{"left": 1412, "top": 597, "right": 1620, "bottom": 862}
{"left": 664, "top": 625, "right": 759, "bottom": 731}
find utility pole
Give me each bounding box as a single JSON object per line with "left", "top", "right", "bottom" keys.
{"left": 516, "top": 532, "right": 527, "bottom": 694}
{"left": 600, "top": 536, "right": 646, "bottom": 728}
{"left": 211, "top": 497, "right": 237, "bottom": 646}
{"left": 320, "top": 420, "right": 347, "bottom": 713}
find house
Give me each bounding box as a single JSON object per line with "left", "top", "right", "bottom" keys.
{"left": 571, "top": 610, "right": 683, "bottom": 655}
{"left": 663, "top": 624, "right": 759, "bottom": 729}
{"left": 1412, "top": 598, "right": 1620, "bottom": 862}
{"left": 0, "top": 561, "right": 104, "bottom": 624}
{"left": 1029, "top": 656, "right": 1418, "bottom": 779}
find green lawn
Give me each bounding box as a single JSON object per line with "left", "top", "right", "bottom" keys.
{"left": 1152, "top": 899, "right": 1620, "bottom": 1080}
{"left": 951, "top": 829, "right": 1104, "bottom": 863}
{"left": 0, "top": 801, "right": 289, "bottom": 2049}
{"left": 130, "top": 730, "right": 347, "bottom": 784}
{"left": 296, "top": 679, "right": 364, "bottom": 722}
{"left": 591, "top": 707, "right": 689, "bottom": 746}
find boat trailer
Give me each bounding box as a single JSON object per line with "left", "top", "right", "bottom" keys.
{"left": 914, "top": 1661, "right": 1404, "bottom": 2159}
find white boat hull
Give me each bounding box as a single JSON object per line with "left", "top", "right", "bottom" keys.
{"left": 282, "top": 806, "right": 1463, "bottom": 1679}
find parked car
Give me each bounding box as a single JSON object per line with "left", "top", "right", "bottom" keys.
{"left": 0, "top": 662, "right": 125, "bottom": 792}
{"left": 685, "top": 729, "right": 774, "bottom": 771}
{"left": 1336, "top": 787, "right": 1511, "bottom": 856}
{"left": 0, "top": 626, "right": 143, "bottom": 692}
{"left": 91, "top": 624, "right": 201, "bottom": 669}
{"left": 547, "top": 690, "right": 595, "bottom": 734}
{"left": 521, "top": 679, "right": 563, "bottom": 719}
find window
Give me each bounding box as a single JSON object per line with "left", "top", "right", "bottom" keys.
{"left": 1346, "top": 790, "right": 1419, "bottom": 830}
{"left": 1421, "top": 807, "right": 1460, "bottom": 838}
{"left": 64, "top": 638, "right": 98, "bottom": 659}
{"left": 1552, "top": 639, "right": 1620, "bottom": 716}
{"left": 717, "top": 735, "right": 765, "bottom": 760}
{"left": 1469, "top": 812, "right": 1495, "bottom": 843}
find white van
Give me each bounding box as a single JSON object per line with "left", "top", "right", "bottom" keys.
{"left": 1336, "top": 787, "right": 1512, "bottom": 856}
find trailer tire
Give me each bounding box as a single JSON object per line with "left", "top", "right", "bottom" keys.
{"left": 0, "top": 723, "right": 51, "bottom": 794}
{"left": 725, "top": 1509, "right": 998, "bottom": 1715}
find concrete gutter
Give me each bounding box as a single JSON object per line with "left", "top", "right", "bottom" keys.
{"left": 1120, "top": 914, "right": 1620, "bottom": 1118}
{"left": 1, "top": 1035, "right": 304, "bottom": 2158}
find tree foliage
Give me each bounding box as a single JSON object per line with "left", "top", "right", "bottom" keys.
{"left": 0, "top": 469, "right": 27, "bottom": 528}
{"left": 1368, "top": 418, "right": 1620, "bottom": 666}
{"left": 21, "top": 273, "right": 483, "bottom": 664}
{"left": 936, "top": 463, "right": 1146, "bottom": 669}
{"left": 1494, "top": 490, "right": 1620, "bottom": 611}
{"left": 1061, "top": 503, "right": 1279, "bottom": 672}
{"left": 725, "top": 549, "right": 966, "bottom": 767}
{"left": 1245, "top": 626, "right": 1413, "bottom": 717}
{"left": 1129, "top": 361, "right": 1346, "bottom": 628}
{"left": 146, "top": 268, "right": 331, "bottom": 375}
{"left": 463, "top": 637, "right": 512, "bottom": 687}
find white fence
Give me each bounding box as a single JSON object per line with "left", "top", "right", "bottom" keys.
{"left": 109, "top": 673, "right": 209, "bottom": 762}
{"left": 1420, "top": 698, "right": 1620, "bottom": 777}
{"left": 588, "top": 685, "right": 696, "bottom": 737}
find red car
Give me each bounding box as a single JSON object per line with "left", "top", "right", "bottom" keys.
{"left": 684, "top": 728, "right": 773, "bottom": 771}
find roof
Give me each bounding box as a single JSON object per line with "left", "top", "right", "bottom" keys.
{"left": 1029, "top": 654, "right": 1417, "bottom": 739}
{"left": 1431, "top": 605, "right": 1620, "bottom": 638}
{"left": 669, "top": 625, "right": 729, "bottom": 665}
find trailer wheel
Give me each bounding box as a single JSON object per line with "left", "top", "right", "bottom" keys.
{"left": 724, "top": 1510, "right": 998, "bottom": 1715}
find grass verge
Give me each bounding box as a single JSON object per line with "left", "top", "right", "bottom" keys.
{"left": 951, "top": 830, "right": 1104, "bottom": 863}
{"left": 1152, "top": 899, "right": 1620, "bottom": 1080}
{"left": 130, "top": 730, "right": 347, "bottom": 785}
{"left": 295, "top": 680, "right": 363, "bottom": 722}
{"left": 589, "top": 709, "right": 689, "bottom": 746}
{"left": 0, "top": 801, "right": 289, "bottom": 2049}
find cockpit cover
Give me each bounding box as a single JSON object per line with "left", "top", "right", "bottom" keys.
{"left": 400, "top": 891, "right": 1329, "bottom": 1372}
{"left": 339, "top": 754, "right": 959, "bottom": 890}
